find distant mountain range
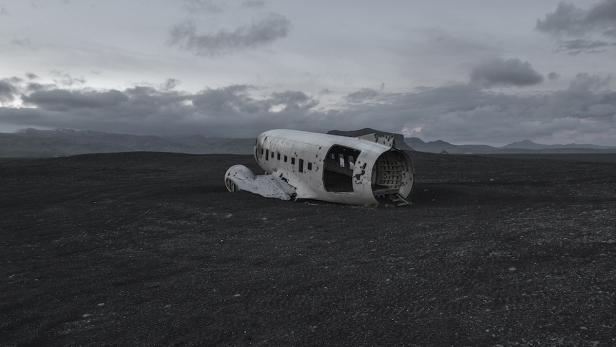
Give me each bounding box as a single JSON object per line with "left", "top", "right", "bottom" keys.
{"left": 330, "top": 128, "right": 616, "bottom": 154}
{"left": 406, "top": 137, "right": 616, "bottom": 154}
{"left": 0, "top": 129, "right": 255, "bottom": 157}
{"left": 1, "top": 128, "right": 615, "bottom": 158}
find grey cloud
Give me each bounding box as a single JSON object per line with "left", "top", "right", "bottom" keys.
{"left": 548, "top": 72, "right": 560, "bottom": 81}
{"left": 191, "top": 85, "right": 257, "bottom": 114}
{"left": 470, "top": 58, "right": 544, "bottom": 88}
{"left": 0, "top": 75, "right": 53, "bottom": 95}
{"left": 169, "top": 13, "right": 290, "bottom": 56}
{"left": 162, "top": 78, "right": 181, "bottom": 90}
{"left": 537, "top": 0, "right": 616, "bottom": 53}
{"left": 0, "top": 75, "right": 614, "bottom": 144}
{"left": 0, "top": 80, "right": 18, "bottom": 103}
{"left": 536, "top": 2, "right": 588, "bottom": 36}
{"left": 181, "top": 0, "right": 223, "bottom": 14}
{"left": 559, "top": 39, "right": 614, "bottom": 54}
{"left": 269, "top": 91, "right": 318, "bottom": 111}
{"left": 23, "top": 89, "right": 129, "bottom": 112}
{"left": 340, "top": 80, "right": 616, "bottom": 144}
{"left": 0, "top": 5, "right": 8, "bottom": 16}
{"left": 190, "top": 87, "right": 317, "bottom": 117}
{"left": 568, "top": 73, "right": 612, "bottom": 93}
{"left": 585, "top": 0, "right": 616, "bottom": 26}
{"left": 50, "top": 71, "right": 86, "bottom": 87}
{"left": 2, "top": 82, "right": 318, "bottom": 136}
{"left": 346, "top": 88, "right": 379, "bottom": 103}
{"left": 7, "top": 77, "right": 23, "bottom": 84}
{"left": 26, "top": 82, "right": 51, "bottom": 92}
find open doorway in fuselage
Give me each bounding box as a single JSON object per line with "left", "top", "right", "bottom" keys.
{"left": 323, "top": 145, "right": 361, "bottom": 192}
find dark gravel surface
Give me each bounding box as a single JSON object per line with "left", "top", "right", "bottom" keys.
{"left": 1, "top": 152, "right": 615, "bottom": 346}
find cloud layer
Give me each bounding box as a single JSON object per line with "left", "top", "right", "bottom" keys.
{"left": 0, "top": 80, "right": 18, "bottom": 102}
{"left": 470, "top": 58, "right": 544, "bottom": 87}
{"left": 537, "top": 0, "right": 616, "bottom": 54}
{"left": 1, "top": 73, "right": 615, "bottom": 145}
{"left": 346, "top": 88, "right": 380, "bottom": 103}
{"left": 0, "top": 2, "right": 615, "bottom": 145}
{"left": 169, "top": 13, "right": 290, "bottom": 56}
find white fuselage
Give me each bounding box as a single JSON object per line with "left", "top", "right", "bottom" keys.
{"left": 253, "top": 129, "right": 413, "bottom": 205}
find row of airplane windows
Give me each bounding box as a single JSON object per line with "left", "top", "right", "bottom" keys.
{"left": 259, "top": 147, "right": 313, "bottom": 172}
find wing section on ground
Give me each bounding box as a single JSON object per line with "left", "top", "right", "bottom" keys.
{"left": 224, "top": 165, "right": 296, "bottom": 200}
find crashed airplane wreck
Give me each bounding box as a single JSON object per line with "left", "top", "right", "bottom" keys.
{"left": 224, "top": 129, "right": 414, "bottom": 206}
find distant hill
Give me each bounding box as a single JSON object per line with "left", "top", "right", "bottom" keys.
{"left": 0, "top": 129, "right": 255, "bottom": 157}
{"left": 502, "top": 140, "right": 547, "bottom": 151}
{"left": 1, "top": 128, "right": 615, "bottom": 158}
{"left": 406, "top": 137, "right": 616, "bottom": 154}
{"left": 405, "top": 137, "right": 498, "bottom": 154}
{"left": 501, "top": 139, "right": 616, "bottom": 152}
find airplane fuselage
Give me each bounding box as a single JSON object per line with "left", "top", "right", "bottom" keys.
{"left": 251, "top": 129, "right": 414, "bottom": 205}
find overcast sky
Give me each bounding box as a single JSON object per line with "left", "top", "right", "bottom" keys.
{"left": 1, "top": 0, "right": 615, "bottom": 145}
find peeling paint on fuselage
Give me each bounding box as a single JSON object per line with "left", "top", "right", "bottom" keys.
{"left": 353, "top": 162, "right": 368, "bottom": 183}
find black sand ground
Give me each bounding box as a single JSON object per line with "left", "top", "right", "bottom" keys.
{"left": 1, "top": 152, "right": 615, "bottom": 346}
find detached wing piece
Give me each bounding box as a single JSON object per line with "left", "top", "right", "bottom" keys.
{"left": 224, "top": 165, "right": 297, "bottom": 200}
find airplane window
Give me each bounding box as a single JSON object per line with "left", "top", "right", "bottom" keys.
{"left": 284, "top": 155, "right": 288, "bottom": 162}
{"left": 271, "top": 151, "right": 274, "bottom": 159}
{"left": 307, "top": 162, "right": 313, "bottom": 171}
{"left": 277, "top": 152, "right": 281, "bottom": 160}
{"left": 299, "top": 159, "right": 304, "bottom": 172}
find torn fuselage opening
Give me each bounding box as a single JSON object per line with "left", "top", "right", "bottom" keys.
{"left": 371, "top": 149, "right": 413, "bottom": 202}
{"left": 323, "top": 145, "right": 361, "bottom": 192}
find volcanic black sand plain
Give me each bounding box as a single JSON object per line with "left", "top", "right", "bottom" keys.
{"left": 1, "top": 152, "right": 615, "bottom": 346}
